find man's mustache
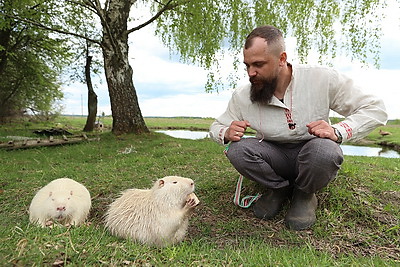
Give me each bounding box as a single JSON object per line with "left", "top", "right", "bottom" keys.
{"left": 250, "top": 77, "right": 262, "bottom": 84}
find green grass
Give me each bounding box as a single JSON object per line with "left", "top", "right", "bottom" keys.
{"left": 0, "top": 116, "right": 399, "bottom": 266}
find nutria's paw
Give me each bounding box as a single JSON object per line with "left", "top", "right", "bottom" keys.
{"left": 186, "top": 193, "right": 200, "bottom": 207}
{"left": 186, "top": 198, "right": 197, "bottom": 208}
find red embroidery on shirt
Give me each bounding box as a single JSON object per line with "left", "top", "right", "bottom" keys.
{"left": 284, "top": 87, "right": 296, "bottom": 130}
{"left": 284, "top": 108, "right": 296, "bottom": 130}
{"left": 218, "top": 128, "right": 225, "bottom": 143}
{"left": 338, "top": 122, "right": 353, "bottom": 139}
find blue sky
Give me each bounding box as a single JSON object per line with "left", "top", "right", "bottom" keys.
{"left": 62, "top": 0, "right": 400, "bottom": 120}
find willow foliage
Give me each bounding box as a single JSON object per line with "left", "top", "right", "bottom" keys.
{"left": 153, "top": 0, "right": 388, "bottom": 90}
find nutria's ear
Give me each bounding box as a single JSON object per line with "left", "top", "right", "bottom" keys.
{"left": 158, "top": 179, "right": 165, "bottom": 188}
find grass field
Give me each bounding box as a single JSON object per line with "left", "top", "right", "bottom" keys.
{"left": 0, "top": 116, "right": 399, "bottom": 266}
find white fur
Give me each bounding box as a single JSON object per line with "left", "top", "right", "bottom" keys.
{"left": 29, "top": 178, "right": 91, "bottom": 227}
{"left": 104, "top": 176, "right": 197, "bottom": 247}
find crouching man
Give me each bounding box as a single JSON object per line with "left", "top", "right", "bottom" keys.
{"left": 209, "top": 25, "right": 387, "bottom": 230}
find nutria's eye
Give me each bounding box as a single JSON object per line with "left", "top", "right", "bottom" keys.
{"left": 173, "top": 181, "right": 178, "bottom": 184}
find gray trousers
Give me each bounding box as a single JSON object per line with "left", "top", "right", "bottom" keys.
{"left": 225, "top": 137, "right": 344, "bottom": 193}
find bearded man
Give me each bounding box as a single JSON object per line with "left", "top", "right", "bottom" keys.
{"left": 209, "top": 25, "right": 387, "bottom": 230}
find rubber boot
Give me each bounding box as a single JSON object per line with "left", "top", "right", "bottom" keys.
{"left": 253, "top": 187, "right": 291, "bottom": 220}
{"left": 285, "top": 189, "right": 318, "bottom": 230}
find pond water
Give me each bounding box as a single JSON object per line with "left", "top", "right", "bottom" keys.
{"left": 156, "top": 130, "right": 210, "bottom": 140}
{"left": 156, "top": 130, "right": 400, "bottom": 159}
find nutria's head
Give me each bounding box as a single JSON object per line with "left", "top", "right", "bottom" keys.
{"left": 152, "top": 176, "right": 195, "bottom": 204}
{"left": 46, "top": 190, "right": 75, "bottom": 222}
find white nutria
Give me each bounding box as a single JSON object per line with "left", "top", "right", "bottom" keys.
{"left": 104, "top": 176, "right": 199, "bottom": 247}
{"left": 29, "top": 178, "right": 91, "bottom": 227}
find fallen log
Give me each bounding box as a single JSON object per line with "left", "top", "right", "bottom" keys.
{"left": 0, "top": 134, "right": 98, "bottom": 150}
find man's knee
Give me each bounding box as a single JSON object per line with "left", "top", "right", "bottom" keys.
{"left": 296, "top": 138, "right": 344, "bottom": 193}
{"left": 226, "top": 138, "right": 253, "bottom": 165}
{"left": 300, "top": 138, "right": 344, "bottom": 166}
{"left": 226, "top": 137, "right": 255, "bottom": 154}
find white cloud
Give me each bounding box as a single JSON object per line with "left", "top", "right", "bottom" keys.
{"left": 140, "top": 90, "right": 232, "bottom": 118}
{"left": 129, "top": 27, "right": 208, "bottom": 93}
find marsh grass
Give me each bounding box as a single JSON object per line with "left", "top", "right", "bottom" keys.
{"left": 0, "top": 116, "right": 399, "bottom": 266}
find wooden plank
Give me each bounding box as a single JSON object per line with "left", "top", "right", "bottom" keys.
{"left": 0, "top": 135, "right": 99, "bottom": 150}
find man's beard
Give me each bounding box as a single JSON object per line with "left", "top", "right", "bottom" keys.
{"left": 250, "top": 76, "right": 278, "bottom": 104}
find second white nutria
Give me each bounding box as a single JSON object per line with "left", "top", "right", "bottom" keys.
{"left": 104, "top": 176, "right": 199, "bottom": 247}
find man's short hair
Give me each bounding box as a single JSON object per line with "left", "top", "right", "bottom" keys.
{"left": 245, "top": 25, "right": 285, "bottom": 56}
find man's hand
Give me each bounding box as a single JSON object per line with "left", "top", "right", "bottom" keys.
{"left": 306, "top": 120, "right": 338, "bottom": 142}
{"left": 225, "top": 120, "right": 251, "bottom": 142}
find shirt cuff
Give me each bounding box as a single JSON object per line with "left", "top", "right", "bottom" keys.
{"left": 332, "top": 122, "right": 353, "bottom": 143}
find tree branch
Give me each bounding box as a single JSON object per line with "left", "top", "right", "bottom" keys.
{"left": 0, "top": 13, "right": 102, "bottom": 46}
{"left": 66, "top": 0, "right": 97, "bottom": 14}
{"left": 1, "top": 78, "right": 21, "bottom": 106}
{"left": 127, "top": 0, "right": 183, "bottom": 34}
